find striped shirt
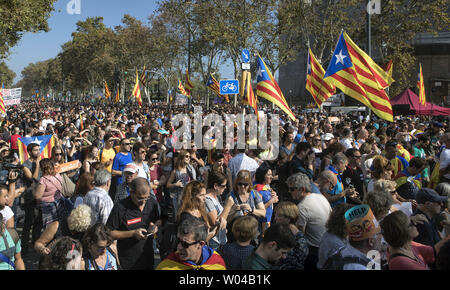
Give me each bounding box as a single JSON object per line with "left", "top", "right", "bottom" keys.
{"left": 83, "top": 187, "right": 114, "bottom": 225}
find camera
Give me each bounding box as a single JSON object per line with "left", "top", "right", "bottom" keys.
{"left": 0, "top": 157, "right": 24, "bottom": 185}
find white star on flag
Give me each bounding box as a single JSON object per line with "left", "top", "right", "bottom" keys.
{"left": 335, "top": 50, "right": 347, "bottom": 65}
{"left": 31, "top": 138, "right": 42, "bottom": 146}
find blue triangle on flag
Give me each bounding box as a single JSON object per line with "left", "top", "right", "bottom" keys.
{"left": 18, "top": 135, "right": 53, "bottom": 154}
{"left": 324, "top": 32, "right": 353, "bottom": 78}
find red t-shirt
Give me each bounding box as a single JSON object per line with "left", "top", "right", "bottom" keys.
{"left": 149, "top": 165, "right": 163, "bottom": 202}
{"left": 10, "top": 134, "right": 21, "bottom": 150}
{"left": 387, "top": 241, "right": 435, "bottom": 270}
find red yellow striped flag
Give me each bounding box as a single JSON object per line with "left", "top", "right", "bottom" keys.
{"left": 417, "top": 63, "right": 426, "bottom": 106}
{"left": 324, "top": 31, "right": 394, "bottom": 122}
{"left": 242, "top": 71, "right": 259, "bottom": 120}
{"left": 255, "top": 54, "right": 296, "bottom": 121}
{"left": 306, "top": 48, "right": 336, "bottom": 107}
{"left": 383, "top": 60, "right": 393, "bottom": 79}
{"left": 178, "top": 80, "right": 188, "bottom": 96}
{"left": 0, "top": 83, "right": 6, "bottom": 115}
{"left": 104, "top": 80, "right": 111, "bottom": 99}
{"left": 114, "top": 89, "right": 120, "bottom": 103}
{"left": 132, "top": 69, "right": 142, "bottom": 107}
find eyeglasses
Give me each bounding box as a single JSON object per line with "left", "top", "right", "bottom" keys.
{"left": 238, "top": 182, "right": 249, "bottom": 187}
{"left": 123, "top": 143, "right": 131, "bottom": 146}
{"left": 288, "top": 186, "right": 298, "bottom": 191}
{"left": 151, "top": 158, "right": 159, "bottom": 161}
{"left": 176, "top": 238, "right": 200, "bottom": 248}
{"left": 314, "top": 139, "right": 321, "bottom": 142}
{"left": 55, "top": 153, "right": 63, "bottom": 156}
{"left": 185, "top": 155, "right": 190, "bottom": 158}
{"left": 139, "top": 151, "right": 147, "bottom": 154}
{"left": 353, "top": 155, "right": 362, "bottom": 159}
{"left": 218, "top": 183, "right": 227, "bottom": 188}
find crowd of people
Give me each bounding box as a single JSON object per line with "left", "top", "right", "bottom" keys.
{"left": 0, "top": 100, "right": 449, "bottom": 270}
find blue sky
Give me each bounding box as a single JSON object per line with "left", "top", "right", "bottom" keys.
{"left": 5, "top": 0, "right": 233, "bottom": 84}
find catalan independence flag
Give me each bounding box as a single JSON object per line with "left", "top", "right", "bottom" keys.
{"left": 206, "top": 75, "right": 221, "bottom": 96}
{"left": 132, "top": 69, "right": 142, "bottom": 107}
{"left": 156, "top": 247, "right": 226, "bottom": 270}
{"left": 324, "top": 31, "right": 394, "bottom": 122}
{"left": 242, "top": 71, "right": 259, "bottom": 120}
{"left": 0, "top": 83, "right": 6, "bottom": 115}
{"left": 417, "top": 63, "right": 426, "bottom": 106}
{"left": 140, "top": 65, "right": 147, "bottom": 86}
{"left": 114, "top": 89, "right": 120, "bottom": 103}
{"left": 256, "top": 54, "right": 296, "bottom": 121}
{"left": 306, "top": 48, "right": 336, "bottom": 107}
{"left": 178, "top": 80, "right": 188, "bottom": 96}
{"left": 185, "top": 69, "right": 194, "bottom": 97}
{"left": 17, "top": 135, "right": 56, "bottom": 164}
{"left": 104, "top": 80, "right": 111, "bottom": 99}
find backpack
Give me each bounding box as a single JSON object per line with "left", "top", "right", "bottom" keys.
{"left": 322, "top": 247, "right": 369, "bottom": 270}
{"left": 0, "top": 228, "right": 20, "bottom": 269}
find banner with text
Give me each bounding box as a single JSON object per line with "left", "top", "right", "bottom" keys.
{"left": 3, "top": 88, "right": 22, "bottom": 106}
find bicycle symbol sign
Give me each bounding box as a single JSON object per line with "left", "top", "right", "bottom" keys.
{"left": 219, "top": 80, "right": 239, "bottom": 95}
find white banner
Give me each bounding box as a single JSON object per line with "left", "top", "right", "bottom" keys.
{"left": 2, "top": 88, "right": 22, "bottom": 106}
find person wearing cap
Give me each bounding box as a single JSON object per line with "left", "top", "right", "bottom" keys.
{"left": 412, "top": 188, "right": 448, "bottom": 247}
{"left": 114, "top": 163, "right": 138, "bottom": 204}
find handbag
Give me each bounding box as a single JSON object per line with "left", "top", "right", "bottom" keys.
{"left": 60, "top": 173, "right": 76, "bottom": 198}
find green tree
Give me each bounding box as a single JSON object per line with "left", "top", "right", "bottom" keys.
{"left": 0, "top": 62, "right": 16, "bottom": 87}
{"left": 0, "top": 0, "right": 56, "bottom": 58}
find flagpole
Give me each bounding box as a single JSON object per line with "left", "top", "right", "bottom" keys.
{"left": 366, "top": 0, "right": 372, "bottom": 119}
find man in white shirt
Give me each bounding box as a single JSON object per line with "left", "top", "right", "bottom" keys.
{"left": 83, "top": 170, "right": 114, "bottom": 225}
{"left": 339, "top": 127, "right": 354, "bottom": 150}
{"left": 286, "top": 172, "right": 332, "bottom": 271}
{"left": 228, "top": 149, "right": 259, "bottom": 183}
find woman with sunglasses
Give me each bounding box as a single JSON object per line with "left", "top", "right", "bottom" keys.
{"left": 82, "top": 223, "right": 120, "bottom": 270}
{"left": 167, "top": 150, "right": 197, "bottom": 215}
{"left": 148, "top": 152, "right": 166, "bottom": 203}
{"left": 226, "top": 170, "right": 266, "bottom": 241}
{"left": 380, "top": 211, "right": 450, "bottom": 270}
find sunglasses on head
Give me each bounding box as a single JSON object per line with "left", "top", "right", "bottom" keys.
{"left": 176, "top": 238, "right": 200, "bottom": 248}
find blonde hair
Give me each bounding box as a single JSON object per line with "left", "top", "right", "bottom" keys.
{"left": 274, "top": 201, "right": 300, "bottom": 225}
{"left": 373, "top": 179, "right": 396, "bottom": 193}
{"left": 67, "top": 204, "right": 93, "bottom": 233}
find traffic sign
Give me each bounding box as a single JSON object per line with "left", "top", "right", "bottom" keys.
{"left": 242, "top": 63, "right": 250, "bottom": 70}
{"left": 219, "top": 80, "right": 239, "bottom": 95}
{"left": 241, "top": 49, "right": 250, "bottom": 63}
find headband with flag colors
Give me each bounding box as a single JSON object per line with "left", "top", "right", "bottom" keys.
{"left": 306, "top": 48, "right": 336, "bottom": 107}
{"left": 255, "top": 54, "right": 296, "bottom": 121}
{"left": 417, "top": 63, "right": 426, "bottom": 106}
{"left": 324, "top": 31, "right": 394, "bottom": 122}
{"left": 0, "top": 83, "right": 6, "bottom": 115}
{"left": 17, "top": 135, "right": 56, "bottom": 164}
{"left": 185, "top": 69, "right": 194, "bottom": 96}
{"left": 178, "top": 79, "right": 188, "bottom": 96}
{"left": 104, "top": 80, "right": 111, "bottom": 99}
{"left": 132, "top": 69, "right": 142, "bottom": 107}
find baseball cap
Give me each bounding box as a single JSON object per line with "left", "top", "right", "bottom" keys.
{"left": 345, "top": 205, "right": 380, "bottom": 241}
{"left": 123, "top": 164, "right": 138, "bottom": 174}
{"left": 433, "top": 122, "right": 444, "bottom": 128}
{"left": 416, "top": 188, "right": 448, "bottom": 204}
{"left": 322, "top": 133, "right": 334, "bottom": 141}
